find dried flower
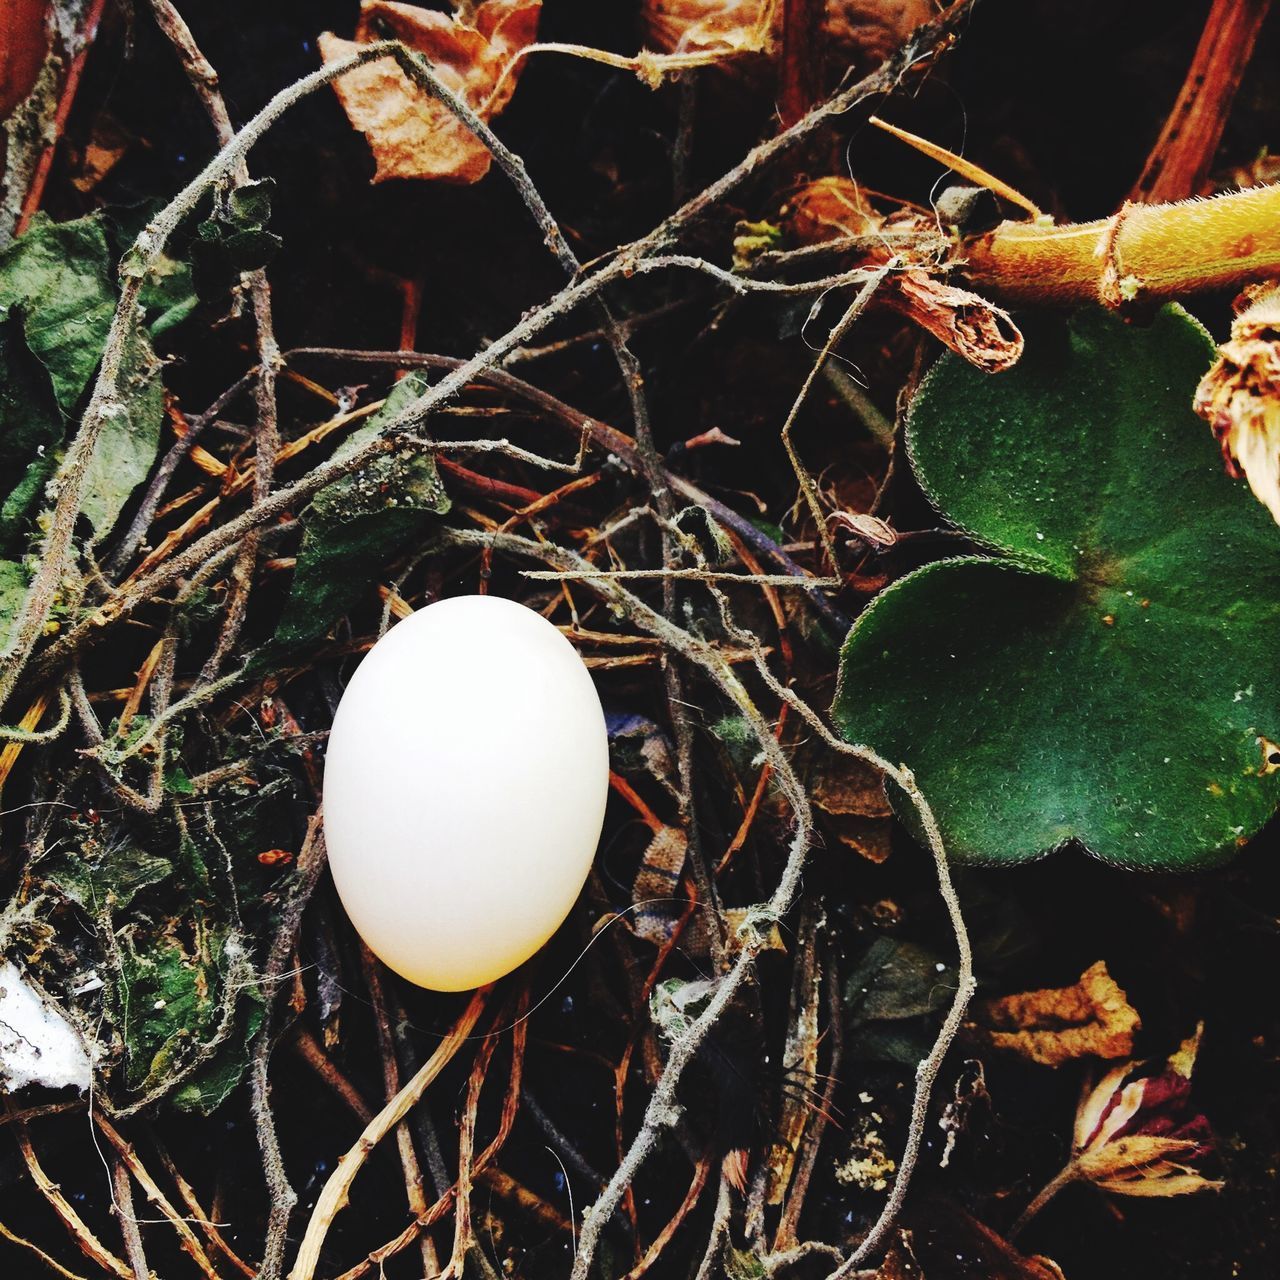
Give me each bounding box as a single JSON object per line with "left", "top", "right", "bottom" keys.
{"left": 1071, "top": 1023, "right": 1220, "bottom": 1198}
{"left": 1194, "top": 282, "right": 1280, "bottom": 525}
{"left": 1013, "top": 1024, "right": 1221, "bottom": 1238}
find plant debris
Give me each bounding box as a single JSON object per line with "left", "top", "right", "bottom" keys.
{"left": 966, "top": 961, "right": 1140, "bottom": 1066}
{"left": 319, "top": 0, "right": 542, "bottom": 183}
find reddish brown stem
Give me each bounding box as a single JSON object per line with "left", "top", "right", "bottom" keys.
{"left": 15, "top": 0, "right": 108, "bottom": 235}
{"left": 779, "top": 0, "right": 824, "bottom": 128}
{"left": 1130, "top": 0, "right": 1274, "bottom": 203}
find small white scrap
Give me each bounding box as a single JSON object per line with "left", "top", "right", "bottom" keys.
{"left": 0, "top": 960, "right": 92, "bottom": 1093}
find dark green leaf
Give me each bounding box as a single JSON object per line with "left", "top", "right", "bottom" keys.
{"left": 79, "top": 321, "right": 165, "bottom": 536}
{"left": 0, "top": 558, "right": 30, "bottom": 652}
{"left": 172, "top": 998, "right": 263, "bottom": 1115}
{"left": 834, "top": 306, "right": 1280, "bottom": 869}
{"left": 271, "top": 372, "right": 450, "bottom": 651}
{"left": 191, "top": 179, "right": 282, "bottom": 299}
{"left": 42, "top": 845, "right": 172, "bottom": 912}
{"left": 0, "top": 321, "right": 61, "bottom": 553}
{"left": 0, "top": 213, "right": 115, "bottom": 410}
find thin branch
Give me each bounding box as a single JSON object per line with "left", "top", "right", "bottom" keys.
{"left": 287, "top": 988, "right": 489, "bottom": 1280}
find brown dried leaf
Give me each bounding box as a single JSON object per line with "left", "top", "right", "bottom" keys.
{"left": 641, "top": 0, "right": 778, "bottom": 56}
{"left": 804, "top": 741, "right": 893, "bottom": 863}
{"left": 781, "top": 174, "right": 884, "bottom": 243}
{"left": 824, "top": 1, "right": 937, "bottom": 68}
{"left": 642, "top": 0, "right": 931, "bottom": 69}
{"left": 318, "top": 0, "right": 541, "bottom": 184}
{"left": 967, "top": 961, "right": 1140, "bottom": 1066}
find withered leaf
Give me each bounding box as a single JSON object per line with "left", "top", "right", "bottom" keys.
{"left": 967, "top": 960, "right": 1140, "bottom": 1067}
{"left": 1071, "top": 1024, "right": 1222, "bottom": 1199}
{"left": 319, "top": 0, "right": 541, "bottom": 185}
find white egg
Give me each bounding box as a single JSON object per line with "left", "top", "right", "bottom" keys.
{"left": 323, "top": 595, "right": 609, "bottom": 991}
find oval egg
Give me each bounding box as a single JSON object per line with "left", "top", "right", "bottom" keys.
{"left": 323, "top": 595, "right": 609, "bottom": 990}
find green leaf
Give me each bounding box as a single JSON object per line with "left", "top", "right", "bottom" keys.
{"left": 0, "top": 214, "right": 166, "bottom": 540}
{"left": 0, "top": 213, "right": 115, "bottom": 410}
{"left": 271, "top": 372, "right": 450, "bottom": 651}
{"left": 191, "top": 179, "right": 282, "bottom": 300}
{"left": 117, "top": 917, "right": 255, "bottom": 1109}
{"left": 833, "top": 306, "right": 1280, "bottom": 870}
{"left": 0, "top": 559, "right": 29, "bottom": 652}
{"left": 42, "top": 845, "right": 172, "bottom": 912}
{"left": 171, "top": 997, "right": 263, "bottom": 1115}
{"left": 78, "top": 321, "right": 164, "bottom": 536}
{"left": 0, "top": 321, "right": 61, "bottom": 553}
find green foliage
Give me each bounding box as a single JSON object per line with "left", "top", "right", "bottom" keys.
{"left": 0, "top": 212, "right": 167, "bottom": 543}
{"left": 271, "top": 371, "right": 451, "bottom": 650}
{"left": 0, "top": 213, "right": 116, "bottom": 409}
{"left": 0, "top": 323, "right": 62, "bottom": 552}
{"left": 41, "top": 843, "right": 173, "bottom": 912}
{"left": 116, "top": 914, "right": 260, "bottom": 1114}
{"left": 843, "top": 936, "right": 956, "bottom": 1065}
{"left": 0, "top": 559, "right": 29, "bottom": 650}
{"left": 834, "top": 306, "right": 1280, "bottom": 870}
{"left": 191, "top": 179, "right": 282, "bottom": 299}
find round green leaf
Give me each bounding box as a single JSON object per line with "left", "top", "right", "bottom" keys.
{"left": 833, "top": 306, "right": 1280, "bottom": 869}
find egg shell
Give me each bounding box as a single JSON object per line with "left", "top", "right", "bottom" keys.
{"left": 323, "top": 595, "right": 609, "bottom": 991}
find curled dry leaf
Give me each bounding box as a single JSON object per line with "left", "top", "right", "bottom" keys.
{"left": 967, "top": 960, "right": 1141, "bottom": 1067}
{"left": 641, "top": 0, "right": 778, "bottom": 57}
{"left": 318, "top": 0, "right": 541, "bottom": 184}
{"left": 781, "top": 176, "right": 1023, "bottom": 372}
{"left": 1194, "top": 281, "right": 1280, "bottom": 525}
{"left": 641, "top": 0, "right": 932, "bottom": 68}
{"left": 1072, "top": 1024, "right": 1221, "bottom": 1198}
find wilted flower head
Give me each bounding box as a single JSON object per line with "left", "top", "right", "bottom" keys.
{"left": 1072, "top": 1023, "right": 1221, "bottom": 1198}
{"left": 1194, "top": 283, "right": 1280, "bottom": 526}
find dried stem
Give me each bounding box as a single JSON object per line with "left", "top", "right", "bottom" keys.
{"left": 109, "top": 1158, "right": 149, "bottom": 1280}
{"left": 287, "top": 988, "right": 489, "bottom": 1280}
{"left": 12, "top": 1120, "right": 132, "bottom": 1280}
{"left": 1129, "top": 0, "right": 1274, "bottom": 202}
{"left": 361, "top": 947, "right": 440, "bottom": 1278}
{"left": 97, "top": 1112, "right": 221, "bottom": 1280}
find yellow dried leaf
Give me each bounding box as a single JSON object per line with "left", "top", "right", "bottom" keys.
{"left": 319, "top": 0, "right": 541, "bottom": 185}
{"left": 968, "top": 960, "right": 1140, "bottom": 1066}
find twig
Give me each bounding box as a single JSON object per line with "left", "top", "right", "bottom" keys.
{"left": 1008, "top": 1159, "right": 1082, "bottom": 1240}
{"left": 109, "top": 1159, "right": 149, "bottom": 1280}
{"left": 0, "top": 1217, "right": 90, "bottom": 1280}
{"left": 97, "top": 1112, "right": 221, "bottom": 1280}
{"left": 444, "top": 1024, "right": 499, "bottom": 1278}
{"left": 620, "top": 1152, "right": 712, "bottom": 1280}
{"left": 0, "top": 39, "right": 404, "bottom": 717}
{"left": 780, "top": 269, "right": 891, "bottom": 571}
{"left": 290, "top": 1024, "right": 374, "bottom": 1124}
{"left": 361, "top": 946, "right": 440, "bottom": 1278}
{"left": 287, "top": 987, "right": 489, "bottom": 1280}
{"left": 252, "top": 813, "right": 328, "bottom": 1280}
{"left": 151, "top": 1132, "right": 258, "bottom": 1280}
{"left": 1129, "top": 0, "right": 1274, "bottom": 202}
{"left": 12, "top": 1120, "right": 133, "bottom": 1280}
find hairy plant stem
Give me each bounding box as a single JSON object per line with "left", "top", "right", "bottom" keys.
{"left": 0, "top": 40, "right": 403, "bottom": 718}
{"left": 962, "top": 183, "right": 1280, "bottom": 307}
{"left": 442, "top": 529, "right": 974, "bottom": 1279}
